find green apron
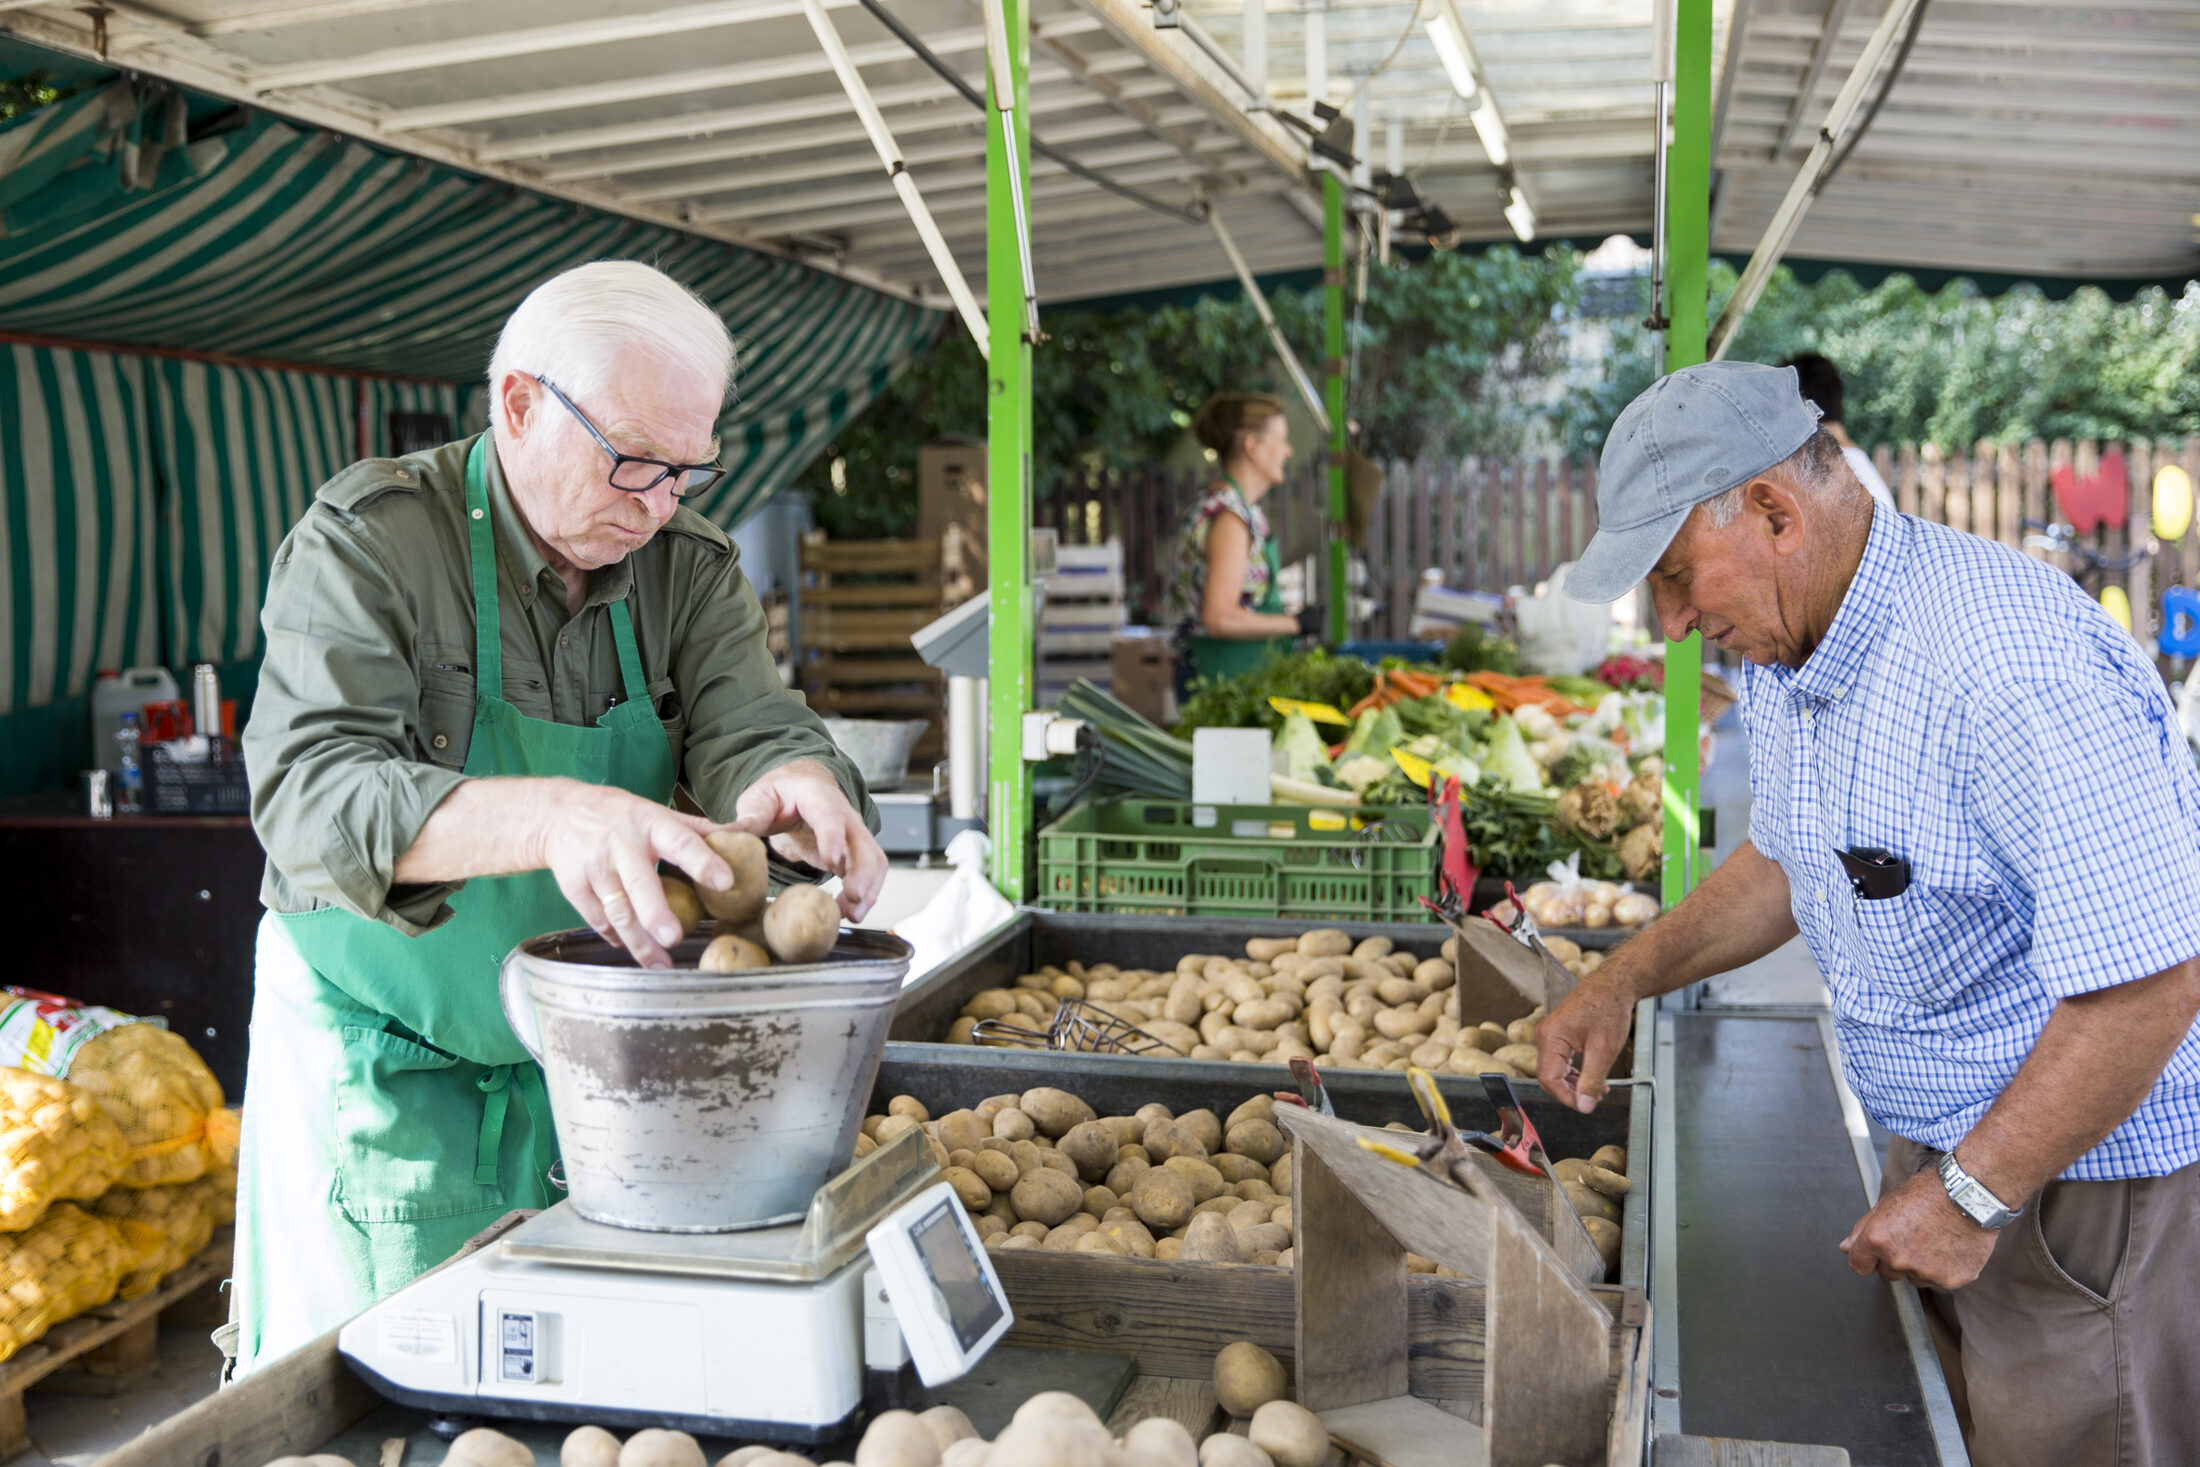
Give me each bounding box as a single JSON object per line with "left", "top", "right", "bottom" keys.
{"left": 1186, "top": 495, "right": 1290, "bottom": 683}
{"left": 234, "top": 436, "right": 676, "bottom": 1372}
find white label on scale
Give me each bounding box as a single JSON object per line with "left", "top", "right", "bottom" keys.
{"left": 377, "top": 1310, "right": 457, "bottom": 1363}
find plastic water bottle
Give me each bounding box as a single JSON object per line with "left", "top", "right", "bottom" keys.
{"left": 115, "top": 712, "right": 144, "bottom": 815}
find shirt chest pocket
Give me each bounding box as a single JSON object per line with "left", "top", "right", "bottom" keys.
{"left": 417, "top": 644, "right": 474, "bottom": 770}
{"left": 1840, "top": 880, "right": 2009, "bottom": 1014}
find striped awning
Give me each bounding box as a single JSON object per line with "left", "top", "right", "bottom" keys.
{"left": 0, "top": 76, "right": 943, "bottom": 529}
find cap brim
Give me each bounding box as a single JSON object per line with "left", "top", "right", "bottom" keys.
{"left": 1563, "top": 503, "right": 1693, "bottom": 604}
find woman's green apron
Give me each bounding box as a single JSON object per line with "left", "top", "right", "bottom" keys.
{"left": 1186, "top": 478, "right": 1289, "bottom": 683}
{"left": 233, "top": 437, "right": 675, "bottom": 1370}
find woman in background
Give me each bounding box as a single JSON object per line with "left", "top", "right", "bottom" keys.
{"left": 1172, "top": 392, "right": 1323, "bottom": 684}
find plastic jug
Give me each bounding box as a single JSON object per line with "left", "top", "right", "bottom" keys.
{"left": 90, "top": 668, "right": 180, "bottom": 777}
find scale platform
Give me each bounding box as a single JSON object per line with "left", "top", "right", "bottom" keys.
{"left": 336, "top": 1129, "right": 1011, "bottom": 1446}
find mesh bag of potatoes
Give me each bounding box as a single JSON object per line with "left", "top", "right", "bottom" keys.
{"left": 0, "top": 1201, "right": 133, "bottom": 1362}
{"left": 0, "top": 1068, "right": 130, "bottom": 1233}
{"left": 0, "top": 991, "right": 228, "bottom": 1191}
{"left": 90, "top": 1176, "right": 224, "bottom": 1300}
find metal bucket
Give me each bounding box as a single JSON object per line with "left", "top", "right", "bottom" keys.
{"left": 500, "top": 926, "right": 913, "bottom": 1233}
{"left": 821, "top": 717, "right": 930, "bottom": 792}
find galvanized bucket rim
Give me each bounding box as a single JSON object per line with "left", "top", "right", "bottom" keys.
{"left": 509, "top": 924, "right": 913, "bottom": 987}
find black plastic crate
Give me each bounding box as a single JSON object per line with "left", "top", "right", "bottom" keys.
{"left": 145, "top": 744, "right": 250, "bottom": 815}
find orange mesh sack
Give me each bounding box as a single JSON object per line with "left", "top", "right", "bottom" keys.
{"left": 90, "top": 1178, "right": 220, "bottom": 1300}
{"left": 0, "top": 1202, "right": 130, "bottom": 1362}
{"left": 204, "top": 1106, "right": 240, "bottom": 1225}
{"left": 0, "top": 1069, "right": 129, "bottom": 1232}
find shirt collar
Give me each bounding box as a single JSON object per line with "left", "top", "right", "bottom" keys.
{"left": 483, "top": 436, "right": 635, "bottom": 610}
{"left": 1785, "top": 503, "right": 1905, "bottom": 706}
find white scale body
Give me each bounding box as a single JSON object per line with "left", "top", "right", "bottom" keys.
{"left": 338, "top": 1131, "right": 1011, "bottom": 1446}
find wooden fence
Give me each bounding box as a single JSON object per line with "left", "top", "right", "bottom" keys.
{"left": 1038, "top": 436, "right": 2200, "bottom": 651}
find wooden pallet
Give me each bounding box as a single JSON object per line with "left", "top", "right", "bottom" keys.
{"left": 0, "top": 1228, "right": 234, "bottom": 1456}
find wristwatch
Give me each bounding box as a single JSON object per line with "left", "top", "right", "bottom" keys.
{"left": 1935, "top": 1150, "right": 2023, "bottom": 1230}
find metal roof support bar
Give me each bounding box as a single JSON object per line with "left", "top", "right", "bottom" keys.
{"left": 1707, "top": 0, "right": 1926, "bottom": 360}
{"left": 850, "top": 0, "right": 1201, "bottom": 224}
{"left": 1207, "top": 208, "right": 1328, "bottom": 436}
{"left": 1647, "top": 0, "right": 1675, "bottom": 374}
{"left": 801, "top": 0, "right": 989, "bottom": 353}
{"left": 1071, "top": 0, "right": 1309, "bottom": 188}
{"left": 1770, "top": 0, "right": 1856, "bottom": 159}
{"left": 1152, "top": 0, "right": 1265, "bottom": 107}
{"left": 982, "top": 0, "right": 1041, "bottom": 339}
{"left": 1323, "top": 170, "right": 1348, "bottom": 646}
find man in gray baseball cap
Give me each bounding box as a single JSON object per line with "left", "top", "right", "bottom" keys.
{"left": 1537, "top": 360, "right": 2200, "bottom": 1467}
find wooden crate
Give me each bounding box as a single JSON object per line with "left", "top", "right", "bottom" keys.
{"left": 1, "top": 1229, "right": 234, "bottom": 1458}
{"left": 797, "top": 535, "right": 946, "bottom": 764}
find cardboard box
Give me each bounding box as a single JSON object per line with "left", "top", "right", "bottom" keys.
{"left": 1111, "top": 626, "right": 1174, "bottom": 726}
{"left": 918, "top": 439, "right": 986, "bottom": 546}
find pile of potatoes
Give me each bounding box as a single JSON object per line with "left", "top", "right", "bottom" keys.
{"left": 856, "top": 1085, "right": 1630, "bottom": 1274}
{"left": 944, "top": 927, "right": 1605, "bottom": 1079}
{"left": 658, "top": 831, "right": 843, "bottom": 970}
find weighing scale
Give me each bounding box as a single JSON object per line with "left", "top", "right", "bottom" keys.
{"left": 338, "top": 1128, "right": 1014, "bottom": 1446}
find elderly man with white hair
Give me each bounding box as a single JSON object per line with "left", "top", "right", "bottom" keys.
{"left": 233, "top": 261, "right": 887, "bottom": 1373}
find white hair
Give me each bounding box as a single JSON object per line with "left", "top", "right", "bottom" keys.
{"left": 1699, "top": 429, "right": 1865, "bottom": 530}
{"left": 486, "top": 261, "right": 735, "bottom": 426}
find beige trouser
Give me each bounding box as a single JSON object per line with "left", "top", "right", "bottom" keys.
{"left": 1885, "top": 1136, "right": 2200, "bottom": 1467}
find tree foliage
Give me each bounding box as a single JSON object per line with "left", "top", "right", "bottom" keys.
{"left": 1558, "top": 263, "right": 2200, "bottom": 457}
{"left": 797, "top": 246, "right": 1578, "bottom": 537}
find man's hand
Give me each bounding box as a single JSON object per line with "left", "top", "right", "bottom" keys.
{"left": 734, "top": 759, "right": 888, "bottom": 922}
{"left": 533, "top": 780, "right": 734, "bottom": 970}
{"left": 1839, "top": 1162, "right": 2003, "bottom": 1291}
{"left": 1536, "top": 971, "right": 1640, "bottom": 1114}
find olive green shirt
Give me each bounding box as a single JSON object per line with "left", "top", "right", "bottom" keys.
{"left": 245, "top": 434, "right": 874, "bottom": 936}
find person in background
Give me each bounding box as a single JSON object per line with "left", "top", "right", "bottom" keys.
{"left": 1171, "top": 392, "right": 1324, "bottom": 684}
{"left": 1786, "top": 352, "right": 1895, "bottom": 513}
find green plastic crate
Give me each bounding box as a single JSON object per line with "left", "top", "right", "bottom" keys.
{"left": 1036, "top": 799, "right": 1441, "bottom": 922}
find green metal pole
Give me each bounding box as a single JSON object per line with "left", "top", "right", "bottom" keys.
{"left": 1323, "top": 172, "right": 1349, "bottom": 645}
{"left": 986, "top": 0, "right": 1034, "bottom": 901}
{"left": 1660, "top": 0, "right": 1712, "bottom": 907}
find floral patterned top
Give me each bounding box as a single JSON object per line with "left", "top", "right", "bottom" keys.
{"left": 1168, "top": 478, "right": 1276, "bottom": 629}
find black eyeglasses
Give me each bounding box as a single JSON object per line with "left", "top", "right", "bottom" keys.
{"left": 535, "top": 376, "right": 725, "bottom": 500}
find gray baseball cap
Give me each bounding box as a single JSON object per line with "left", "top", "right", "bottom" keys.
{"left": 1566, "top": 361, "right": 1823, "bottom": 603}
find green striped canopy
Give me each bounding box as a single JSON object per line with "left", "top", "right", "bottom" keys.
{"left": 0, "top": 77, "right": 941, "bottom": 774}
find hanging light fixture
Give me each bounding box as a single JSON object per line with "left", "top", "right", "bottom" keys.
{"left": 1503, "top": 184, "right": 1536, "bottom": 242}
{"left": 1424, "top": 0, "right": 1479, "bottom": 99}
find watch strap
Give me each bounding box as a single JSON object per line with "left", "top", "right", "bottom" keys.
{"left": 1935, "top": 1150, "right": 2022, "bottom": 1230}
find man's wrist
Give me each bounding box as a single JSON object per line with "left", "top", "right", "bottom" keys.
{"left": 1936, "top": 1147, "right": 2024, "bottom": 1230}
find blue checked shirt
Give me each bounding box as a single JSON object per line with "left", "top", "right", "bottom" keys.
{"left": 1736, "top": 507, "right": 2200, "bottom": 1180}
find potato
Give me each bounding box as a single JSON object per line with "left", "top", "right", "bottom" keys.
{"left": 1270, "top": 1154, "right": 1293, "bottom": 1198}
{"left": 917, "top": 1406, "right": 979, "bottom": 1452}
{"left": 993, "top": 1108, "right": 1036, "bottom": 1142}
{"left": 695, "top": 829, "right": 770, "bottom": 924}
{"left": 562, "top": 1425, "right": 623, "bottom": 1467}
{"left": 1235, "top": 1179, "right": 1276, "bottom": 1202}
{"left": 940, "top": 1442, "right": 990, "bottom": 1467}
{"left": 711, "top": 1451, "right": 778, "bottom": 1467}
{"left": 1163, "top": 1156, "right": 1230, "bottom": 1203}
{"left": 763, "top": 883, "right": 840, "bottom": 964}
{"left": 1019, "top": 1088, "right": 1098, "bottom": 1138}
{"left": 1074, "top": 1230, "right": 1125, "bottom": 1255}
{"left": 888, "top": 1096, "right": 931, "bottom": 1124}
{"left": 855, "top": 1409, "right": 943, "bottom": 1467}
{"left": 964, "top": 1151, "right": 1017, "bottom": 1198}
{"left": 1224, "top": 1094, "right": 1277, "bottom": 1130}
{"left": 1297, "top": 928, "right": 1352, "bottom": 958}
{"left": 1211, "top": 1153, "right": 1269, "bottom": 1185}
{"left": 1180, "top": 1211, "right": 1245, "bottom": 1263}
{"left": 1130, "top": 1167, "right": 1195, "bottom": 1229}
{"left": 1102, "top": 1217, "right": 1159, "bottom": 1257}
{"left": 1057, "top": 1122, "right": 1119, "bottom": 1181}
{"left": 1198, "top": 1438, "right": 1275, "bottom": 1467}
{"left": 657, "top": 876, "right": 707, "bottom": 938}
{"left": 1563, "top": 1180, "right": 1621, "bottom": 1224}
{"left": 617, "top": 1429, "right": 706, "bottom": 1467}
{"left": 1155, "top": 1237, "right": 1183, "bottom": 1259}
{"left": 1037, "top": 1150, "right": 1080, "bottom": 1178}
{"left": 1213, "top": 1339, "right": 1288, "bottom": 1417}
{"left": 995, "top": 1233, "right": 1039, "bottom": 1250}
{"left": 988, "top": 1416, "right": 1114, "bottom": 1467}
{"left": 1081, "top": 1183, "right": 1119, "bottom": 1216}
{"left": 1234, "top": 1222, "right": 1291, "bottom": 1256}
{"left": 1494, "top": 1043, "right": 1543, "bottom": 1076}
{"left": 1247, "top": 1401, "right": 1328, "bottom": 1467}
{"left": 1106, "top": 1156, "right": 1152, "bottom": 1195}
{"left": 1582, "top": 1215, "right": 1623, "bottom": 1272}
{"left": 1591, "top": 1144, "right": 1629, "bottom": 1174}
{"left": 1010, "top": 1219, "right": 1050, "bottom": 1240}
{"left": 1016, "top": 1389, "right": 1101, "bottom": 1424}
{"left": 1176, "top": 1109, "right": 1224, "bottom": 1154}
{"left": 945, "top": 1167, "right": 991, "bottom": 1211}
{"left": 1375, "top": 977, "right": 1429, "bottom": 1006}
{"left": 973, "top": 1214, "right": 1007, "bottom": 1240}
{"left": 1141, "top": 1118, "right": 1207, "bottom": 1162}
{"left": 698, "top": 933, "right": 772, "bottom": 971}
{"left": 961, "top": 991, "right": 1016, "bottom": 1021}
{"left": 1011, "top": 1168, "right": 1085, "bottom": 1226}
{"left": 1553, "top": 1157, "right": 1632, "bottom": 1197}
{"left": 1123, "top": 1417, "right": 1201, "bottom": 1467}
{"left": 1043, "top": 1215, "right": 1100, "bottom": 1249}
{"left": 1231, "top": 999, "right": 1294, "bottom": 1031}
{"left": 1371, "top": 1006, "right": 1433, "bottom": 1040}
{"left": 1224, "top": 1118, "right": 1285, "bottom": 1167}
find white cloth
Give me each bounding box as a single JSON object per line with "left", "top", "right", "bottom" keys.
{"left": 1843, "top": 444, "right": 1896, "bottom": 513}
{"left": 893, "top": 830, "right": 1015, "bottom": 983}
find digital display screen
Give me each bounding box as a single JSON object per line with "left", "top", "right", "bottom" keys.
{"left": 910, "top": 1200, "right": 1004, "bottom": 1352}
